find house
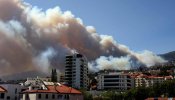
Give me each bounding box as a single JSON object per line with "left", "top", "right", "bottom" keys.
{"left": 145, "top": 97, "right": 175, "bottom": 100}
{"left": 0, "top": 84, "right": 27, "bottom": 100}
{"left": 132, "top": 73, "right": 173, "bottom": 87}
{"left": 21, "top": 82, "right": 83, "bottom": 100}
{"left": 0, "top": 86, "right": 7, "bottom": 100}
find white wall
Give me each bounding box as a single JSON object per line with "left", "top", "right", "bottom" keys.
{"left": 1, "top": 84, "right": 25, "bottom": 100}
{"left": 97, "top": 73, "right": 134, "bottom": 90}
{"left": 22, "top": 93, "right": 83, "bottom": 100}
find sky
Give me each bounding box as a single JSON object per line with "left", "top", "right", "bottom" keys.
{"left": 24, "top": 0, "right": 175, "bottom": 54}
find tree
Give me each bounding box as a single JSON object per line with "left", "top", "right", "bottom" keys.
{"left": 51, "top": 68, "right": 57, "bottom": 82}
{"left": 80, "top": 89, "right": 93, "bottom": 100}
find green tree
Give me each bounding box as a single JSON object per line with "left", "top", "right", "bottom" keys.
{"left": 80, "top": 89, "right": 93, "bottom": 100}
{"left": 51, "top": 68, "right": 57, "bottom": 82}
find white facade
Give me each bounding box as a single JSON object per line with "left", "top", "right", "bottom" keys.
{"left": 21, "top": 81, "right": 83, "bottom": 100}
{"left": 0, "top": 79, "right": 83, "bottom": 100}
{"left": 22, "top": 93, "right": 83, "bottom": 100}
{"left": 0, "top": 84, "right": 26, "bottom": 100}
{"left": 65, "top": 53, "right": 88, "bottom": 89}
{"left": 24, "top": 77, "right": 51, "bottom": 90}
{"left": 25, "top": 76, "right": 51, "bottom": 86}
{"left": 97, "top": 72, "right": 134, "bottom": 91}
{"left": 134, "top": 74, "right": 173, "bottom": 87}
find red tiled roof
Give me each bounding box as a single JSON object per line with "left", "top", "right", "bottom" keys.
{"left": 147, "top": 76, "right": 164, "bottom": 78}
{"left": 23, "top": 85, "right": 81, "bottom": 94}
{"left": 0, "top": 86, "right": 7, "bottom": 92}
{"left": 145, "top": 97, "right": 175, "bottom": 100}
{"left": 165, "top": 76, "right": 173, "bottom": 79}
{"left": 130, "top": 73, "right": 173, "bottom": 79}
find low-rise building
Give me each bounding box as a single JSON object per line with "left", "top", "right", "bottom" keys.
{"left": 21, "top": 82, "right": 83, "bottom": 100}
{"left": 25, "top": 76, "right": 51, "bottom": 85}
{"left": 145, "top": 97, "right": 175, "bottom": 100}
{"left": 0, "top": 84, "right": 26, "bottom": 100}
{"left": 0, "top": 76, "right": 82, "bottom": 100}
{"left": 0, "top": 86, "right": 7, "bottom": 100}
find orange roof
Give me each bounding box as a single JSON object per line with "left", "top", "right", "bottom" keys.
{"left": 147, "top": 76, "right": 164, "bottom": 78}
{"left": 23, "top": 85, "right": 81, "bottom": 94}
{"left": 165, "top": 76, "right": 173, "bottom": 79}
{"left": 130, "top": 73, "right": 172, "bottom": 79}
{"left": 0, "top": 86, "right": 7, "bottom": 92}
{"left": 145, "top": 97, "right": 175, "bottom": 100}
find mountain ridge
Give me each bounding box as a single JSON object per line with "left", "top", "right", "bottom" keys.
{"left": 159, "top": 51, "right": 175, "bottom": 61}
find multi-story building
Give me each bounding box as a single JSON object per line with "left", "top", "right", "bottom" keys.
{"left": 134, "top": 74, "right": 149, "bottom": 87}
{"left": 65, "top": 53, "right": 88, "bottom": 89}
{"left": 97, "top": 72, "right": 134, "bottom": 91}
{"left": 133, "top": 74, "right": 173, "bottom": 87}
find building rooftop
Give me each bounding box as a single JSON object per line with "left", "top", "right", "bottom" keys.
{"left": 129, "top": 73, "right": 173, "bottom": 79}
{"left": 22, "top": 83, "right": 81, "bottom": 94}
{"left": 0, "top": 86, "right": 7, "bottom": 93}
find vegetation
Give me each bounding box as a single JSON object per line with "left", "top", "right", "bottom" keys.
{"left": 51, "top": 68, "right": 57, "bottom": 82}
{"left": 80, "top": 89, "right": 93, "bottom": 100}
{"left": 92, "top": 79, "right": 175, "bottom": 100}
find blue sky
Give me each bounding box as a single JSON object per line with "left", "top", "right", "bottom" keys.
{"left": 24, "top": 0, "right": 175, "bottom": 54}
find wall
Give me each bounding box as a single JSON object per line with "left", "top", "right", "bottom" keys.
{"left": 1, "top": 84, "right": 25, "bottom": 100}
{"left": 22, "top": 93, "right": 83, "bottom": 100}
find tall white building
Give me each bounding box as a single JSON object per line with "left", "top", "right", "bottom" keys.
{"left": 97, "top": 71, "right": 134, "bottom": 91}
{"left": 65, "top": 53, "right": 88, "bottom": 89}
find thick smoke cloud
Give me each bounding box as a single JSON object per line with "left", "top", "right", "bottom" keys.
{"left": 0, "top": 0, "right": 166, "bottom": 77}
{"left": 89, "top": 56, "right": 132, "bottom": 71}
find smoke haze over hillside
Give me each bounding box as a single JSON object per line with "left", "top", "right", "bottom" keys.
{"left": 0, "top": 0, "right": 166, "bottom": 77}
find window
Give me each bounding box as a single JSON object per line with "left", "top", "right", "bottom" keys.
{"left": 52, "top": 94, "right": 55, "bottom": 99}
{"left": 0, "top": 93, "right": 5, "bottom": 99}
{"left": 45, "top": 94, "right": 48, "bottom": 99}
{"left": 38, "top": 94, "right": 41, "bottom": 99}
{"left": 58, "top": 95, "right": 62, "bottom": 99}
{"left": 15, "top": 88, "right": 17, "bottom": 94}
{"left": 15, "top": 96, "right": 17, "bottom": 100}
{"left": 64, "top": 95, "right": 69, "bottom": 99}
{"left": 67, "top": 95, "right": 69, "bottom": 100}
{"left": 25, "top": 94, "right": 29, "bottom": 99}
{"left": 7, "top": 96, "right": 10, "bottom": 100}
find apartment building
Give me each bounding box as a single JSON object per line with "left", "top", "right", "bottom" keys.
{"left": 133, "top": 74, "right": 173, "bottom": 87}
{"left": 97, "top": 72, "right": 134, "bottom": 91}
{"left": 65, "top": 53, "right": 88, "bottom": 89}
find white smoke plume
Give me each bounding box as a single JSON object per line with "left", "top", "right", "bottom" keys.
{"left": 89, "top": 56, "right": 132, "bottom": 71}
{"left": 33, "top": 48, "right": 57, "bottom": 73}
{"left": 0, "top": 0, "right": 167, "bottom": 77}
